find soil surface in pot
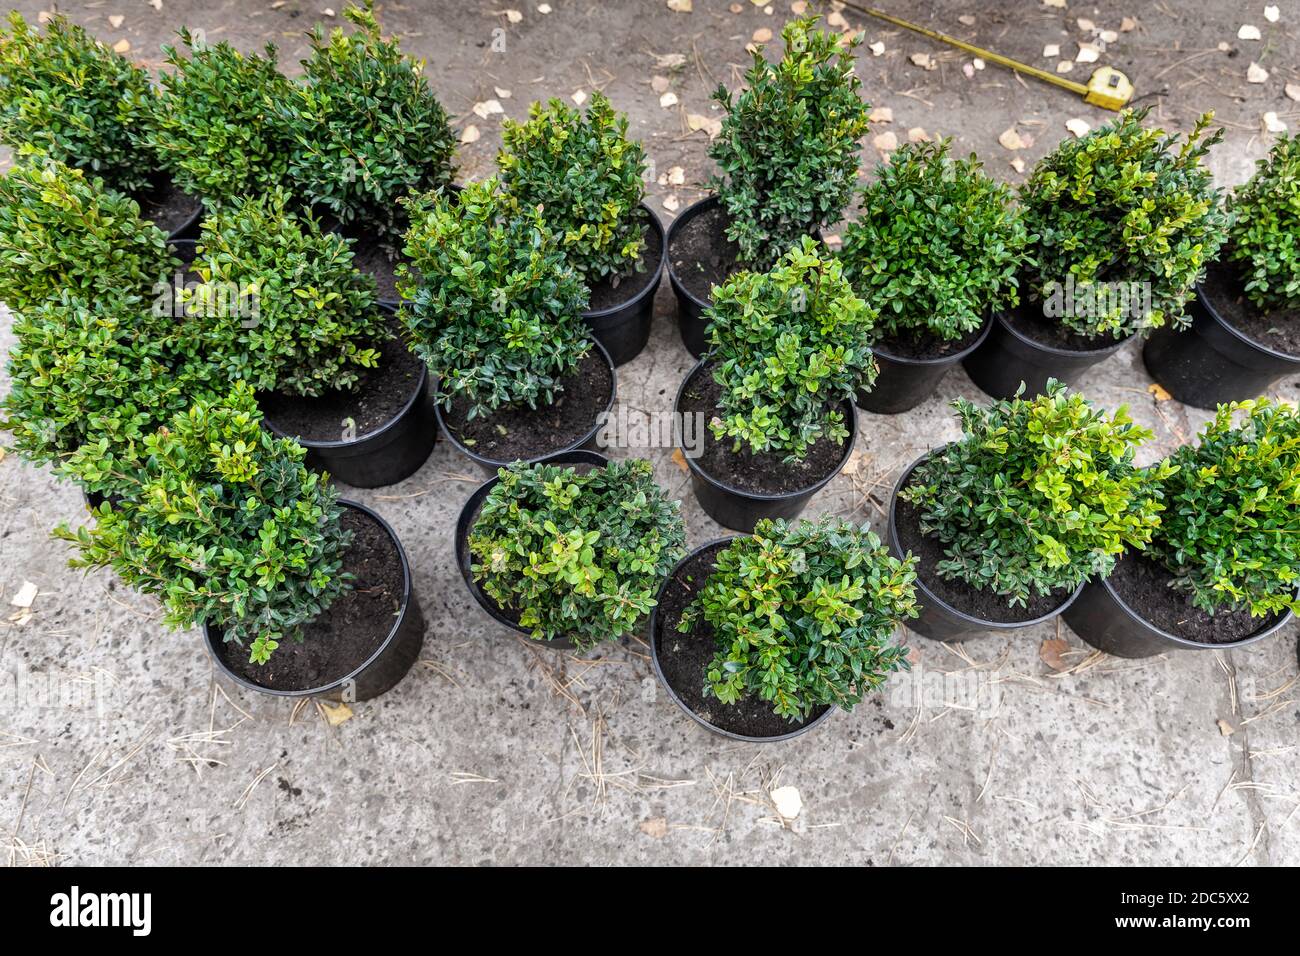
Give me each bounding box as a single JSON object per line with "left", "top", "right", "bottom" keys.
{"left": 258, "top": 316, "right": 423, "bottom": 442}
{"left": 1107, "top": 551, "right": 1284, "bottom": 644}
{"left": 1002, "top": 299, "right": 1127, "bottom": 353}
{"left": 875, "top": 322, "right": 985, "bottom": 361}
{"left": 585, "top": 218, "right": 663, "bottom": 313}
{"left": 349, "top": 236, "right": 405, "bottom": 303}
{"left": 135, "top": 177, "right": 202, "bottom": 235}
{"left": 669, "top": 202, "right": 742, "bottom": 303}
{"left": 679, "top": 365, "right": 847, "bottom": 495}
{"left": 444, "top": 349, "right": 612, "bottom": 462}
{"left": 214, "top": 508, "right": 404, "bottom": 691}
{"left": 655, "top": 541, "right": 829, "bottom": 738}
{"left": 895, "top": 471, "right": 1074, "bottom": 623}
{"left": 1200, "top": 260, "right": 1300, "bottom": 357}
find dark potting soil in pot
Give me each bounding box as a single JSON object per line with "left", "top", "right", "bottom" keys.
{"left": 443, "top": 348, "right": 612, "bottom": 462}
{"left": 679, "top": 367, "right": 847, "bottom": 495}
{"left": 214, "top": 508, "right": 404, "bottom": 690}
{"left": 585, "top": 218, "right": 663, "bottom": 312}
{"left": 1200, "top": 260, "right": 1300, "bottom": 357}
{"left": 670, "top": 202, "right": 742, "bottom": 302}
{"left": 894, "top": 471, "right": 1074, "bottom": 623}
{"left": 348, "top": 236, "right": 405, "bottom": 303}
{"left": 1107, "top": 551, "right": 1283, "bottom": 645}
{"left": 655, "top": 541, "right": 830, "bottom": 737}
{"left": 258, "top": 316, "right": 423, "bottom": 441}
{"left": 874, "top": 322, "right": 985, "bottom": 361}
{"left": 1002, "top": 300, "right": 1128, "bottom": 353}
{"left": 135, "top": 178, "right": 202, "bottom": 235}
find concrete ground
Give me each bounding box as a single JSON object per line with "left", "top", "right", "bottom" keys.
{"left": 2, "top": 0, "right": 1299, "bottom": 866}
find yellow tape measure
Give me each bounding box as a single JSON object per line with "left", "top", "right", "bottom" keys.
{"left": 839, "top": 2, "right": 1134, "bottom": 111}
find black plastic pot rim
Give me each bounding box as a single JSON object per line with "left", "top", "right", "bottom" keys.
{"left": 873, "top": 313, "right": 994, "bottom": 369}
{"left": 676, "top": 358, "right": 858, "bottom": 504}
{"left": 648, "top": 536, "right": 837, "bottom": 743}
{"left": 993, "top": 307, "right": 1133, "bottom": 361}
{"left": 664, "top": 194, "right": 718, "bottom": 314}
{"left": 1192, "top": 279, "right": 1300, "bottom": 367}
{"left": 435, "top": 336, "right": 617, "bottom": 470}
{"left": 201, "top": 499, "right": 413, "bottom": 698}
{"left": 260, "top": 305, "right": 425, "bottom": 453}
{"left": 456, "top": 449, "right": 611, "bottom": 645}
{"left": 1088, "top": 568, "right": 1296, "bottom": 652}
{"left": 890, "top": 449, "right": 1084, "bottom": 632}
{"left": 581, "top": 201, "right": 666, "bottom": 320}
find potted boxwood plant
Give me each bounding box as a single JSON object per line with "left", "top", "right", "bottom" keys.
{"left": 1145, "top": 135, "right": 1300, "bottom": 408}
{"left": 892, "top": 381, "right": 1174, "bottom": 640}
{"left": 964, "top": 109, "right": 1229, "bottom": 398}
{"left": 53, "top": 383, "right": 424, "bottom": 700}
{"left": 0, "top": 291, "right": 200, "bottom": 502}
{"left": 841, "top": 140, "right": 1029, "bottom": 414}
{"left": 651, "top": 517, "right": 916, "bottom": 742}
{"left": 1064, "top": 398, "right": 1299, "bottom": 656}
{"left": 400, "top": 178, "right": 615, "bottom": 472}
{"left": 284, "top": 0, "right": 456, "bottom": 306}
{"left": 0, "top": 12, "right": 202, "bottom": 238}
{"left": 666, "top": 15, "right": 870, "bottom": 356}
{"left": 0, "top": 156, "right": 178, "bottom": 314}
{"left": 498, "top": 90, "right": 662, "bottom": 365}
{"left": 187, "top": 190, "right": 434, "bottom": 487}
{"left": 675, "top": 237, "right": 872, "bottom": 532}
{"left": 455, "top": 453, "right": 685, "bottom": 650}
{"left": 145, "top": 30, "right": 296, "bottom": 211}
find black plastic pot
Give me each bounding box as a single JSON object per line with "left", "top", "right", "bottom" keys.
{"left": 1142, "top": 282, "right": 1300, "bottom": 410}
{"left": 962, "top": 305, "right": 1129, "bottom": 400}
{"left": 858, "top": 316, "right": 993, "bottom": 414}
{"left": 133, "top": 171, "right": 204, "bottom": 241}
{"left": 888, "top": 451, "right": 1083, "bottom": 641}
{"left": 202, "top": 500, "right": 425, "bottom": 701}
{"left": 436, "top": 337, "right": 617, "bottom": 475}
{"left": 648, "top": 538, "right": 836, "bottom": 742}
{"left": 455, "top": 449, "right": 610, "bottom": 651}
{"left": 261, "top": 305, "right": 437, "bottom": 489}
{"left": 1062, "top": 572, "right": 1294, "bottom": 659}
{"left": 581, "top": 202, "right": 665, "bottom": 366}
{"left": 676, "top": 360, "right": 856, "bottom": 533}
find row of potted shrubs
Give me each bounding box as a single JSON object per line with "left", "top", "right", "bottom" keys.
{"left": 0, "top": 10, "right": 1296, "bottom": 741}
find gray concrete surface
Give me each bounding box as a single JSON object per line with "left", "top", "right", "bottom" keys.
{"left": 2, "top": 0, "right": 1298, "bottom": 866}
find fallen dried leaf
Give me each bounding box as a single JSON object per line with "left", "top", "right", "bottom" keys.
{"left": 869, "top": 105, "right": 893, "bottom": 123}
{"left": 1043, "top": 43, "right": 1060, "bottom": 58}
{"left": 873, "top": 130, "right": 898, "bottom": 152}
{"left": 1263, "top": 111, "right": 1288, "bottom": 134}
{"left": 667, "top": 165, "right": 685, "bottom": 185}
{"left": 112, "top": 38, "right": 131, "bottom": 53}
{"left": 827, "top": 10, "right": 849, "bottom": 29}
{"left": 1238, "top": 24, "right": 1261, "bottom": 41}
{"left": 460, "top": 124, "right": 480, "bottom": 143}
{"left": 1264, "top": 5, "right": 1279, "bottom": 23}
{"left": 659, "top": 91, "right": 678, "bottom": 108}
{"left": 472, "top": 98, "right": 504, "bottom": 119}
{"left": 908, "top": 126, "right": 930, "bottom": 143}
{"left": 909, "top": 51, "right": 935, "bottom": 70}
{"left": 650, "top": 74, "right": 671, "bottom": 93}
{"left": 791, "top": 0, "right": 807, "bottom": 14}
{"left": 1065, "top": 117, "right": 1091, "bottom": 138}
{"left": 686, "top": 113, "right": 722, "bottom": 138}
{"left": 666, "top": 0, "right": 692, "bottom": 12}
{"left": 1077, "top": 17, "right": 1096, "bottom": 31}
{"left": 1100, "top": 29, "right": 1118, "bottom": 43}
{"left": 1217, "top": 718, "right": 1235, "bottom": 736}
{"left": 1286, "top": 83, "right": 1300, "bottom": 102}
{"left": 108, "top": 14, "right": 125, "bottom": 28}
{"left": 998, "top": 127, "right": 1026, "bottom": 150}
{"left": 1042, "top": 0, "right": 1065, "bottom": 7}
{"left": 538, "top": 2, "right": 552, "bottom": 12}
{"left": 868, "top": 41, "right": 885, "bottom": 56}
{"left": 494, "top": 86, "right": 512, "bottom": 99}
{"left": 1076, "top": 42, "right": 1100, "bottom": 64}
{"left": 958, "top": 14, "right": 976, "bottom": 26}
{"left": 663, "top": 194, "right": 680, "bottom": 212}
{"left": 319, "top": 701, "right": 353, "bottom": 726}
{"left": 1057, "top": 60, "right": 1075, "bottom": 74}
{"left": 1039, "top": 638, "right": 1070, "bottom": 672}
{"left": 1148, "top": 382, "right": 1172, "bottom": 401}
{"left": 655, "top": 52, "right": 688, "bottom": 70}
{"left": 671, "top": 448, "right": 689, "bottom": 472}
{"left": 753, "top": 27, "right": 773, "bottom": 42}
{"left": 1009, "top": 157, "right": 1026, "bottom": 173}
{"left": 639, "top": 817, "right": 669, "bottom": 838}
{"left": 505, "top": 7, "right": 523, "bottom": 22}
{"left": 572, "top": 89, "right": 588, "bottom": 106}
{"left": 1120, "top": 16, "right": 1137, "bottom": 31}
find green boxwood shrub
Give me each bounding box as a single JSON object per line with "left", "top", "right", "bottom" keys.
{"left": 681, "top": 517, "right": 915, "bottom": 721}
{"left": 399, "top": 178, "right": 591, "bottom": 418}
{"left": 0, "top": 157, "right": 175, "bottom": 314}
{"left": 0, "top": 12, "right": 156, "bottom": 193}
{"left": 841, "top": 139, "right": 1029, "bottom": 343}
{"left": 0, "top": 292, "right": 198, "bottom": 495}
{"left": 1020, "top": 108, "right": 1229, "bottom": 338}
{"left": 705, "top": 237, "right": 876, "bottom": 461}
{"left": 498, "top": 90, "right": 647, "bottom": 280}
{"left": 54, "top": 383, "right": 353, "bottom": 665}
{"left": 902, "top": 382, "right": 1175, "bottom": 606}
{"left": 147, "top": 31, "right": 295, "bottom": 205}
{"left": 189, "top": 190, "right": 383, "bottom": 397}
{"left": 286, "top": 1, "right": 455, "bottom": 236}
{"left": 709, "top": 16, "right": 871, "bottom": 269}
{"left": 1224, "top": 134, "right": 1300, "bottom": 312}
{"left": 469, "top": 458, "right": 685, "bottom": 649}
{"left": 1152, "top": 399, "right": 1300, "bottom": 617}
